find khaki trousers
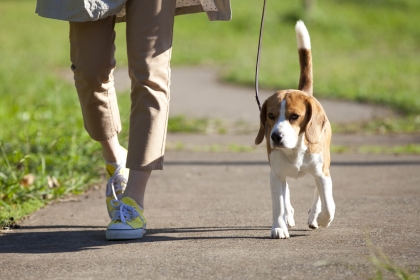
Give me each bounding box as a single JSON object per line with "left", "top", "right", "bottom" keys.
{"left": 70, "top": 0, "right": 176, "bottom": 171}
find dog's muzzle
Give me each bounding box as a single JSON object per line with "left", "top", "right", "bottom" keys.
{"left": 271, "top": 132, "right": 285, "bottom": 148}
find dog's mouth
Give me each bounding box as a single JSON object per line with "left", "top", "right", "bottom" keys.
{"left": 270, "top": 142, "right": 287, "bottom": 150}
{"left": 270, "top": 138, "right": 298, "bottom": 150}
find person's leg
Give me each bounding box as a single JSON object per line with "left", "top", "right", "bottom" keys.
{"left": 122, "top": 0, "right": 176, "bottom": 208}
{"left": 70, "top": 17, "right": 121, "bottom": 145}
{"left": 70, "top": 16, "right": 127, "bottom": 162}
{"left": 70, "top": 17, "right": 129, "bottom": 219}
{"left": 123, "top": 170, "right": 151, "bottom": 209}
{"left": 105, "top": 0, "right": 175, "bottom": 240}
{"left": 100, "top": 135, "right": 124, "bottom": 163}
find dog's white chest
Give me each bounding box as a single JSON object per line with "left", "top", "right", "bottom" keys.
{"left": 269, "top": 136, "right": 320, "bottom": 179}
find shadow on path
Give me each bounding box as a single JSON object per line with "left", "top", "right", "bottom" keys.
{"left": 165, "top": 160, "right": 420, "bottom": 166}
{"left": 0, "top": 226, "right": 310, "bottom": 254}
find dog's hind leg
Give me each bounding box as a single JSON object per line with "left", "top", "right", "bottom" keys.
{"left": 270, "top": 171, "right": 290, "bottom": 239}
{"left": 308, "top": 187, "right": 321, "bottom": 229}
{"left": 285, "top": 184, "right": 295, "bottom": 228}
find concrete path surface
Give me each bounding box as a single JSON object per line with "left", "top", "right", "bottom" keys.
{"left": 2, "top": 68, "right": 420, "bottom": 279}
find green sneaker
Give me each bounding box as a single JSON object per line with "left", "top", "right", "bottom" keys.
{"left": 106, "top": 197, "right": 147, "bottom": 240}
{"left": 105, "top": 148, "right": 129, "bottom": 219}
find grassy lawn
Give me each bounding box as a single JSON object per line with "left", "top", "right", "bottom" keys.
{"left": 172, "top": 0, "right": 420, "bottom": 115}
{"left": 1, "top": 0, "right": 419, "bottom": 224}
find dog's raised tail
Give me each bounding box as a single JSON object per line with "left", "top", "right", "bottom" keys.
{"left": 295, "top": 20, "right": 313, "bottom": 96}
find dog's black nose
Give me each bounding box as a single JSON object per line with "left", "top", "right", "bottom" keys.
{"left": 271, "top": 132, "right": 283, "bottom": 144}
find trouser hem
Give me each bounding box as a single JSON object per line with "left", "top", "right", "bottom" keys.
{"left": 89, "top": 130, "right": 121, "bottom": 142}
{"left": 126, "top": 163, "right": 163, "bottom": 171}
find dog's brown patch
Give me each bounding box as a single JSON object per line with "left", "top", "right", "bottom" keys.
{"left": 298, "top": 49, "right": 313, "bottom": 95}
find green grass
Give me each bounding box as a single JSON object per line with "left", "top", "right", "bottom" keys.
{"left": 331, "top": 144, "right": 420, "bottom": 155}
{"left": 0, "top": 79, "right": 104, "bottom": 224}
{"left": 1, "top": 0, "right": 420, "bottom": 224}
{"left": 332, "top": 116, "right": 420, "bottom": 134}
{"left": 167, "top": 115, "right": 227, "bottom": 134}
{"left": 0, "top": 2, "right": 103, "bottom": 224}
{"left": 314, "top": 234, "right": 420, "bottom": 279}
{"left": 367, "top": 236, "right": 420, "bottom": 280}
{"left": 167, "top": 141, "right": 420, "bottom": 155}
{"left": 171, "top": 0, "right": 420, "bottom": 115}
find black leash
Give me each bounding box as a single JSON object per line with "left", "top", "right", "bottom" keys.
{"left": 255, "top": 0, "right": 267, "bottom": 112}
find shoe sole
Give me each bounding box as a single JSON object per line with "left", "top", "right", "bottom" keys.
{"left": 106, "top": 228, "right": 146, "bottom": 240}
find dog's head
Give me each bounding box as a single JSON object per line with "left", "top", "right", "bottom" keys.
{"left": 255, "top": 90, "right": 327, "bottom": 150}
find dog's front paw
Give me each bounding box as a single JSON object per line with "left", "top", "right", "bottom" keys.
{"left": 271, "top": 227, "right": 290, "bottom": 239}
{"left": 317, "top": 211, "right": 334, "bottom": 228}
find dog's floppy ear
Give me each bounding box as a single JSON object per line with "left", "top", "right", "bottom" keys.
{"left": 305, "top": 97, "right": 327, "bottom": 144}
{"left": 255, "top": 100, "right": 267, "bottom": 145}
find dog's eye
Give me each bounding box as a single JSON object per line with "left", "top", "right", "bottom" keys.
{"left": 290, "top": 114, "right": 299, "bottom": 121}
{"left": 268, "top": 113, "right": 275, "bottom": 120}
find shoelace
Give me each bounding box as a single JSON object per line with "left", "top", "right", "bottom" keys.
{"left": 105, "top": 163, "right": 127, "bottom": 200}
{"left": 110, "top": 200, "right": 139, "bottom": 224}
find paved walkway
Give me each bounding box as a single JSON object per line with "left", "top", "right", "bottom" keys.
{"left": 1, "top": 68, "right": 420, "bottom": 279}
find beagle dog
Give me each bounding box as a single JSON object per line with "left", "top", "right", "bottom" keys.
{"left": 255, "top": 21, "right": 335, "bottom": 239}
